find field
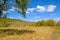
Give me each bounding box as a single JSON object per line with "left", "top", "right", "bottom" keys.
{"left": 0, "top": 18, "right": 60, "bottom": 40}
{"left": 0, "top": 26, "right": 60, "bottom": 40}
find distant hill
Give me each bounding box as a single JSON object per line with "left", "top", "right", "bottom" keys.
{"left": 0, "top": 18, "right": 60, "bottom": 27}
{"left": 0, "top": 18, "right": 35, "bottom": 27}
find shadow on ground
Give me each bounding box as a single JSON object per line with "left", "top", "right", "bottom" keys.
{"left": 0, "top": 29, "right": 35, "bottom": 37}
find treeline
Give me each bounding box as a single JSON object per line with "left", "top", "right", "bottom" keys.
{"left": 35, "top": 19, "right": 60, "bottom": 26}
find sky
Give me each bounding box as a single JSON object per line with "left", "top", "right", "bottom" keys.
{"left": 6, "top": 0, "right": 60, "bottom": 22}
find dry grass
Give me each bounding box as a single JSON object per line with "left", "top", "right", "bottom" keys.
{"left": 54, "top": 26, "right": 60, "bottom": 40}
{"left": 0, "top": 18, "right": 60, "bottom": 40}
{"left": 0, "top": 26, "right": 56, "bottom": 40}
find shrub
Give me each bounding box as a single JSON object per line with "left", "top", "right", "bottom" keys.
{"left": 56, "top": 21, "right": 60, "bottom": 26}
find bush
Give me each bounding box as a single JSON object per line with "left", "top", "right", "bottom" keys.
{"left": 45, "top": 19, "right": 55, "bottom": 26}
{"left": 35, "top": 19, "right": 58, "bottom": 26}
{"left": 56, "top": 21, "right": 60, "bottom": 26}
{"left": 35, "top": 20, "right": 46, "bottom": 26}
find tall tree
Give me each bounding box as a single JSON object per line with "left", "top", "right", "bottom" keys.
{"left": 0, "top": 0, "right": 30, "bottom": 18}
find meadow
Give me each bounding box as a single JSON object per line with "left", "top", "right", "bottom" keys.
{"left": 0, "top": 18, "right": 60, "bottom": 40}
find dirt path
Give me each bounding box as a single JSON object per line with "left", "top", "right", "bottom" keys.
{"left": 0, "top": 27, "right": 55, "bottom": 40}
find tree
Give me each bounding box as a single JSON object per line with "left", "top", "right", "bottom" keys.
{"left": 45, "top": 19, "right": 55, "bottom": 26}
{"left": 0, "top": 0, "right": 30, "bottom": 18}
{"left": 36, "top": 20, "right": 45, "bottom": 26}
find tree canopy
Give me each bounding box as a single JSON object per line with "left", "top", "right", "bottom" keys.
{"left": 0, "top": 0, "right": 30, "bottom": 18}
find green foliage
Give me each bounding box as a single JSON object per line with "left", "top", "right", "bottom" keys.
{"left": 0, "top": 18, "right": 60, "bottom": 27}
{"left": 0, "top": 29, "right": 34, "bottom": 37}
{"left": 0, "top": 0, "right": 30, "bottom": 18}
{"left": 35, "top": 19, "right": 60, "bottom": 26}
{"left": 45, "top": 19, "right": 55, "bottom": 26}
{"left": 16, "top": 0, "right": 30, "bottom": 17}
{"left": 0, "top": 18, "right": 11, "bottom": 27}
{"left": 0, "top": 18, "right": 35, "bottom": 27}
{"left": 36, "top": 20, "right": 45, "bottom": 26}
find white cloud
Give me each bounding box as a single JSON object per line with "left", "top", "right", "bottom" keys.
{"left": 47, "top": 5, "right": 56, "bottom": 12}
{"left": 3, "top": 5, "right": 56, "bottom": 14}
{"left": 26, "top": 8, "right": 35, "bottom": 13}
{"left": 7, "top": 5, "right": 56, "bottom": 14}
{"left": 26, "top": 5, "right": 56, "bottom": 13}
{"left": 36, "top": 5, "right": 46, "bottom": 12}
{"left": 9, "top": 7, "right": 15, "bottom": 11}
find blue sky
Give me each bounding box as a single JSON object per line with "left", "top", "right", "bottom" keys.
{"left": 6, "top": 0, "right": 60, "bottom": 22}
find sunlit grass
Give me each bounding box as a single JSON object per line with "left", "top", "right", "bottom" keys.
{"left": 0, "top": 18, "right": 60, "bottom": 40}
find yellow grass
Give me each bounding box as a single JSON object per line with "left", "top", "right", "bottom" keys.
{"left": 0, "top": 26, "right": 57, "bottom": 40}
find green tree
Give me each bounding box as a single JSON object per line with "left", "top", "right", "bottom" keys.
{"left": 36, "top": 20, "right": 45, "bottom": 26}
{"left": 0, "top": 0, "right": 30, "bottom": 18}
{"left": 45, "top": 19, "right": 55, "bottom": 26}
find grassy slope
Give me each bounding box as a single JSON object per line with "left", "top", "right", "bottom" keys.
{"left": 0, "top": 27, "right": 55, "bottom": 40}
{"left": 0, "top": 18, "right": 35, "bottom": 27}
{"left": 0, "top": 18, "right": 60, "bottom": 40}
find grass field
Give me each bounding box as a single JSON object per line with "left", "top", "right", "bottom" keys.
{"left": 0, "top": 18, "right": 60, "bottom": 40}
{"left": 0, "top": 26, "right": 60, "bottom": 40}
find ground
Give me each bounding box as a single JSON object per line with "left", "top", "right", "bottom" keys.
{"left": 0, "top": 26, "right": 60, "bottom": 40}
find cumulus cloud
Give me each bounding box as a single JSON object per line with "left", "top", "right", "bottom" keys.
{"left": 36, "top": 5, "right": 46, "bottom": 12}
{"left": 47, "top": 5, "right": 56, "bottom": 12}
{"left": 26, "top": 5, "right": 56, "bottom": 13}
{"left": 26, "top": 8, "right": 35, "bottom": 13}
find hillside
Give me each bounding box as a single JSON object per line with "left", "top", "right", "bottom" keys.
{"left": 0, "top": 18, "right": 60, "bottom": 40}
{"left": 0, "top": 18, "right": 35, "bottom": 27}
